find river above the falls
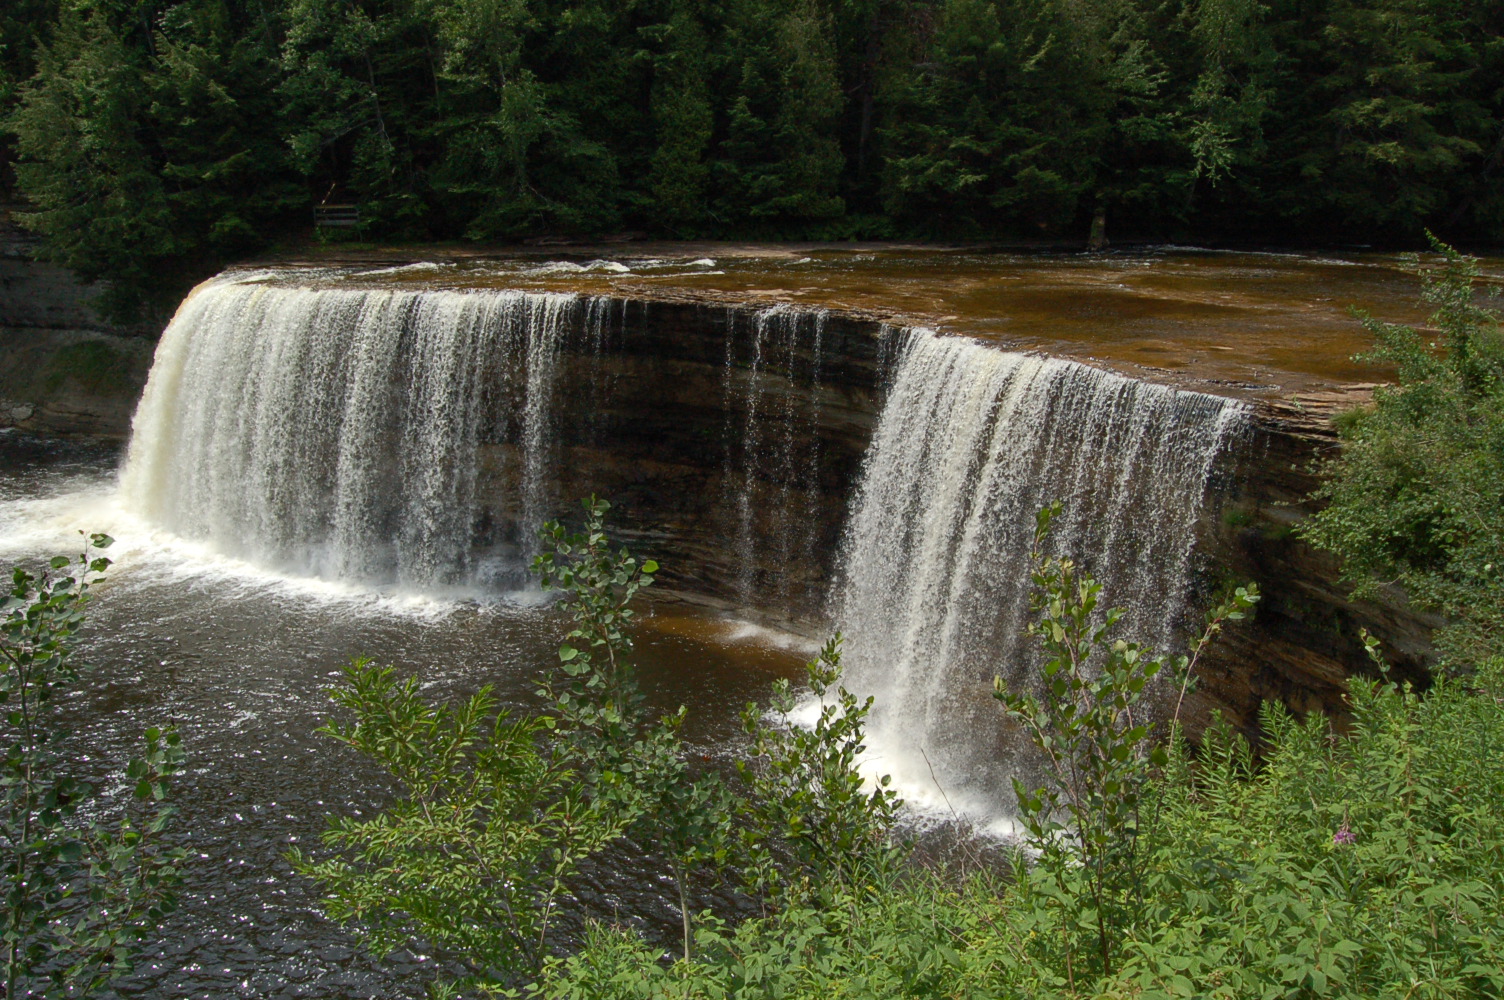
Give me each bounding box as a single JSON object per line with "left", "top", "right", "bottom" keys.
{"left": 251, "top": 243, "right": 1501, "bottom": 397}
{"left": 0, "top": 432, "right": 812, "bottom": 1000}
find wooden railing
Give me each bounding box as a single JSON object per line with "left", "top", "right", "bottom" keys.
{"left": 315, "top": 204, "right": 361, "bottom": 229}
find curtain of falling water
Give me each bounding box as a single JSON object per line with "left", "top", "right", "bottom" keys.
{"left": 121, "top": 274, "right": 1249, "bottom": 824}
{"left": 834, "top": 328, "right": 1249, "bottom": 824}
{"left": 121, "top": 277, "right": 582, "bottom": 591}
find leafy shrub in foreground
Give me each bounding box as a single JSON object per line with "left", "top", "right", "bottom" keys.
{"left": 542, "top": 517, "right": 1504, "bottom": 1000}
{"left": 995, "top": 501, "right": 1259, "bottom": 982}
{"left": 1085, "top": 659, "right": 1503, "bottom": 1000}
{"left": 1301, "top": 237, "right": 1504, "bottom": 666}
{"left": 297, "top": 499, "right": 902, "bottom": 997}
{"left": 547, "top": 705, "right": 1504, "bottom": 1000}
{"left": 1, "top": 536, "right": 184, "bottom": 999}
{"left": 287, "top": 659, "right": 628, "bottom": 995}
{"left": 298, "top": 496, "right": 1504, "bottom": 1000}
{"left": 736, "top": 634, "right": 904, "bottom": 908}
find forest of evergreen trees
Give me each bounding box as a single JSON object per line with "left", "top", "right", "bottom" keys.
{"left": 3, "top": 0, "right": 1503, "bottom": 320}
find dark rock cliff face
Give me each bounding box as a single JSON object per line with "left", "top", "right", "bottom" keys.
{"left": 1192, "top": 396, "right": 1442, "bottom": 734}
{"left": 513, "top": 298, "right": 885, "bottom": 627}
{"left": 495, "top": 297, "right": 1436, "bottom": 734}
{"left": 0, "top": 217, "right": 157, "bottom": 438}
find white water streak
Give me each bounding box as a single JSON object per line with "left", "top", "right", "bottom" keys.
{"left": 121, "top": 277, "right": 576, "bottom": 590}
{"left": 835, "top": 328, "right": 1248, "bottom": 823}
{"left": 723, "top": 305, "right": 829, "bottom": 607}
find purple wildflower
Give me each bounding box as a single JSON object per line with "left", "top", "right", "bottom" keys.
{"left": 1332, "top": 822, "right": 1356, "bottom": 846}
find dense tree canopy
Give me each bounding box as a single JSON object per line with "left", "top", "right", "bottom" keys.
{"left": 2, "top": 0, "right": 1502, "bottom": 319}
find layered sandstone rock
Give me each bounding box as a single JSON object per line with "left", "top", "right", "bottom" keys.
{"left": 1, "top": 210, "right": 157, "bottom": 439}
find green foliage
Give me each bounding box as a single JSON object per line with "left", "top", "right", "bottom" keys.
{"left": 532, "top": 496, "right": 660, "bottom": 760}
{"left": 297, "top": 498, "right": 914, "bottom": 991}
{"left": 289, "top": 658, "right": 626, "bottom": 994}
{"left": 994, "top": 501, "right": 1258, "bottom": 979}
{"left": 6, "top": 0, "right": 301, "bottom": 322}
{"left": 646, "top": 4, "right": 714, "bottom": 231}
{"left": 736, "top": 635, "right": 903, "bottom": 903}
{"left": 1, "top": 535, "right": 184, "bottom": 999}
{"left": 535, "top": 496, "right": 733, "bottom": 961}
{"left": 280, "top": 489, "right": 1504, "bottom": 1000}
{"left": 297, "top": 498, "right": 739, "bottom": 991}
{"left": 542, "top": 662, "right": 1504, "bottom": 1000}
{"left": 7, "top": 0, "right": 1503, "bottom": 313}
{"left": 716, "top": 0, "right": 847, "bottom": 229}
{"left": 1115, "top": 654, "right": 1504, "bottom": 1000}
{"left": 1302, "top": 238, "right": 1504, "bottom": 665}
{"left": 7, "top": 7, "right": 175, "bottom": 322}
{"left": 535, "top": 871, "right": 1013, "bottom": 1000}
{"left": 1281, "top": 1, "right": 1492, "bottom": 235}
{"left": 543, "top": 506, "right": 1503, "bottom": 1000}
{"left": 40, "top": 339, "right": 128, "bottom": 396}
{"left": 0, "top": 0, "right": 56, "bottom": 192}
{"left": 877, "top": 0, "right": 1085, "bottom": 235}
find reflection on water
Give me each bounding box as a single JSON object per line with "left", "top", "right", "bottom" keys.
{"left": 0, "top": 432, "right": 807, "bottom": 999}
{"left": 251, "top": 244, "right": 1502, "bottom": 397}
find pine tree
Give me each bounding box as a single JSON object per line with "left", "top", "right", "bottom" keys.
{"left": 1249, "top": 0, "right": 1495, "bottom": 240}
{"left": 646, "top": 1, "right": 714, "bottom": 230}
{"left": 878, "top": 0, "right": 1086, "bottom": 237}
{"left": 9, "top": 6, "right": 176, "bottom": 321}
{"left": 151, "top": 0, "right": 304, "bottom": 265}
{"left": 715, "top": 0, "right": 846, "bottom": 231}
{"left": 0, "top": 0, "right": 58, "bottom": 195}
{"left": 278, "top": 0, "right": 437, "bottom": 235}
{"left": 10, "top": 0, "right": 302, "bottom": 321}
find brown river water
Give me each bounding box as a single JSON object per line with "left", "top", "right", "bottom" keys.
{"left": 265, "top": 242, "right": 1501, "bottom": 396}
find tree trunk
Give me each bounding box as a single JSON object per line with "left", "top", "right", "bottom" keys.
{"left": 1087, "top": 201, "right": 1109, "bottom": 251}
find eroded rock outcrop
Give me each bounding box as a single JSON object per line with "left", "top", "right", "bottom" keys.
{"left": 1, "top": 210, "right": 157, "bottom": 439}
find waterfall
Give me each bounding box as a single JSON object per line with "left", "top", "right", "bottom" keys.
{"left": 119, "top": 274, "right": 830, "bottom": 606}
{"left": 834, "top": 328, "right": 1249, "bottom": 824}
{"left": 120, "top": 270, "right": 1249, "bottom": 822}
{"left": 120, "top": 276, "right": 581, "bottom": 591}
{"left": 721, "top": 305, "right": 830, "bottom": 610}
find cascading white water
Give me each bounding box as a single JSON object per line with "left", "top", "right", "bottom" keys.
{"left": 834, "top": 328, "right": 1249, "bottom": 825}
{"left": 120, "top": 273, "right": 832, "bottom": 604}
{"left": 120, "top": 275, "right": 585, "bottom": 591}
{"left": 121, "top": 273, "right": 1247, "bottom": 823}
{"left": 721, "top": 305, "right": 830, "bottom": 608}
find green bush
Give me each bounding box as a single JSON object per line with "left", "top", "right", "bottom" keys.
{"left": 1301, "top": 237, "right": 1504, "bottom": 666}
{"left": 735, "top": 634, "right": 904, "bottom": 906}
{"left": 1, "top": 536, "right": 184, "bottom": 999}
{"left": 289, "top": 657, "right": 629, "bottom": 995}
{"left": 297, "top": 500, "right": 902, "bottom": 996}
{"left": 300, "top": 499, "right": 1504, "bottom": 1000}
{"left": 1116, "top": 659, "right": 1504, "bottom": 999}
{"left": 994, "top": 501, "right": 1258, "bottom": 983}
{"left": 540, "top": 507, "right": 1504, "bottom": 1000}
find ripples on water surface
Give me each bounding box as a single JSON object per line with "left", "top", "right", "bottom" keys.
{"left": 258, "top": 244, "right": 1502, "bottom": 395}
{"left": 0, "top": 431, "right": 809, "bottom": 999}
